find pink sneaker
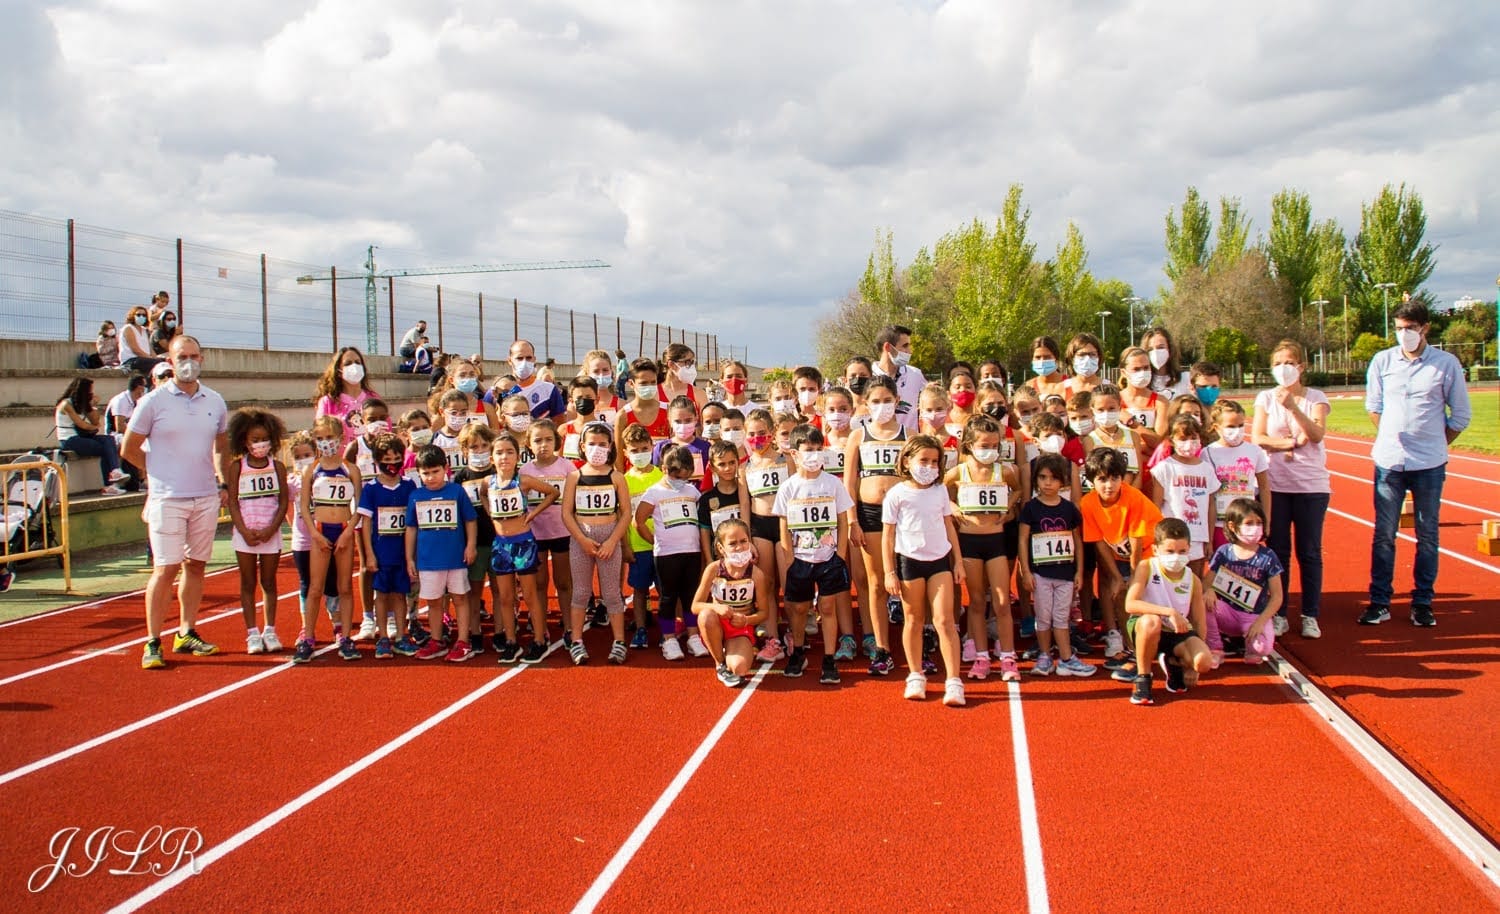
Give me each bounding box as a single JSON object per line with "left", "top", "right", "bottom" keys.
{"left": 999, "top": 654, "right": 1020, "bottom": 682}
{"left": 967, "top": 655, "right": 991, "bottom": 680}
{"left": 755, "top": 636, "right": 786, "bottom": 663}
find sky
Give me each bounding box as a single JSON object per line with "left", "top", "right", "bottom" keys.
{"left": 2, "top": 0, "right": 1498, "bottom": 367}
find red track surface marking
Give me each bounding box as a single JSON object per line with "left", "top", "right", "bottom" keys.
{"left": 590, "top": 670, "right": 1033, "bottom": 914}
{"left": 1019, "top": 667, "right": 1500, "bottom": 912}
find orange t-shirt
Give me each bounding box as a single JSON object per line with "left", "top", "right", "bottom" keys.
{"left": 1079, "top": 484, "right": 1162, "bottom": 564}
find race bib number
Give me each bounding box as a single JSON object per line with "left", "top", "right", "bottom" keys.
{"left": 462, "top": 480, "right": 484, "bottom": 506}
{"left": 746, "top": 465, "right": 784, "bottom": 498}
{"left": 821, "top": 447, "right": 846, "bottom": 476}
{"left": 562, "top": 433, "right": 581, "bottom": 460}
{"left": 1213, "top": 566, "right": 1263, "bottom": 613}
{"left": 1000, "top": 438, "right": 1016, "bottom": 464}
{"left": 442, "top": 444, "right": 464, "bottom": 471}
{"left": 575, "top": 485, "right": 617, "bottom": 516}
{"left": 311, "top": 476, "right": 353, "bottom": 507}
{"left": 786, "top": 496, "right": 836, "bottom": 530}
{"left": 239, "top": 470, "right": 279, "bottom": 499}
{"left": 488, "top": 487, "right": 525, "bottom": 520}
{"left": 415, "top": 498, "right": 459, "bottom": 529}
{"left": 1127, "top": 408, "right": 1155, "bottom": 430}
{"left": 1031, "top": 531, "right": 1075, "bottom": 566}
{"left": 691, "top": 451, "right": 705, "bottom": 480}
{"left": 712, "top": 576, "right": 755, "bottom": 608}
{"left": 957, "top": 482, "right": 1008, "bottom": 514}
{"left": 859, "top": 441, "right": 899, "bottom": 473}
{"left": 659, "top": 494, "right": 698, "bottom": 527}
{"left": 529, "top": 475, "right": 567, "bottom": 505}
{"left": 376, "top": 505, "right": 405, "bottom": 536}
{"left": 1216, "top": 486, "right": 1253, "bottom": 517}
{"left": 709, "top": 503, "right": 741, "bottom": 531}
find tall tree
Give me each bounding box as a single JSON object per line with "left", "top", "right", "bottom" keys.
{"left": 858, "top": 227, "right": 899, "bottom": 311}
{"left": 1209, "top": 196, "right": 1251, "bottom": 272}
{"left": 945, "top": 184, "right": 1044, "bottom": 366}
{"left": 1158, "top": 251, "right": 1292, "bottom": 357}
{"left": 1266, "top": 188, "right": 1318, "bottom": 309}
{"left": 1346, "top": 183, "right": 1438, "bottom": 333}
{"left": 1163, "top": 186, "right": 1212, "bottom": 292}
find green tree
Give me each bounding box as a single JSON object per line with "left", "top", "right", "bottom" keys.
{"left": 858, "top": 228, "right": 899, "bottom": 311}
{"left": 1163, "top": 186, "right": 1212, "bottom": 292}
{"left": 1158, "top": 251, "right": 1292, "bottom": 357}
{"left": 1209, "top": 196, "right": 1251, "bottom": 273}
{"left": 1266, "top": 189, "right": 1319, "bottom": 310}
{"left": 944, "top": 184, "right": 1045, "bottom": 366}
{"left": 1203, "top": 326, "right": 1259, "bottom": 379}
{"left": 1351, "top": 332, "right": 1391, "bottom": 363}
{"left": 1346, "top": 183, "right": 1438, "bottom": 333}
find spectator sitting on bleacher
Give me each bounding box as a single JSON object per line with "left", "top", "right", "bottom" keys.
{"left": 93, "top": 320, "right": 121, "bottom": 369}
{"left": 107, "top": 375, "right": 150, "bottom": 492}
{"left": 55, "top": 377, "right": 129, "bottom": 495}
{"left": 151, "top": 310, "right": 180, "bottom": 356}
{"left": 120, "top": 306, "right": 161, "bottom": 373}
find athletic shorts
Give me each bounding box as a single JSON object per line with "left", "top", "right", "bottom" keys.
{"left": 372, "top": 565, "right": 412, "bottom": 596}
{"left": 319, "top": 521, "right": 346, "bottom": 545}
{"left": 856, "top": 501, "right": 883, "bottom": 534}
{"left": 1125, "top": 615, "right": 1195, "bottom": 657}
{"left": 490, "top": 531, "right": 539, "bottom": 576}
{"left": 958, "top": 529, "right": 1007, "bottom": 562}
{"left": 418, "top": 568, "right": 470, "bottom": 600}
{"left": 896, "top": 553, "right": 952, "bottom": 582}
{"left": 628, "top": 551, "right": 656, "bottom": 596}
{"left": 145, "top": 494, "right": 219, "bottom": 567}
{"left": 784, "top": 554, "right": 850, "bottom": 603}
{"left": 536, "top": 535, "right": 570, "bottom": 555}
{"left": 1000, "top": 522, "right": 1019, "bottom": 560}
{"left": 468, "top": 543, "right": 493, "bottom": 583}
{"left": 749, "top": 513, "right": 780, "bottom": 542}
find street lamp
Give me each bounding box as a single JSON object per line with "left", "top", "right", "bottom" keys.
{"left": 1374, "top": 282, "right": 1397, "bottom": 339}
{"left": 1310, "top": 299, "right": 1329, "bottom": 370}
{"left": 1122, "top": 296, "right": 1143, "bottom": 345}
{"left": 1096, "top": 310, "right": 1112, "bottom": 352}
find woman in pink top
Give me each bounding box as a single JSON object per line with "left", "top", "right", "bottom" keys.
{"left": 1251, "top": 340, "right": 1329, "bottom": 639}
{"left": 314, "top": 347, "right": 380, "bottom": 446}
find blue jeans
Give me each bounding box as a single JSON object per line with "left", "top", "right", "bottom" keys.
{"left": 1369, "top": 464, "right": 1446, "bottom": 606}
{"left": 1269, "top": 491, "right": 1328, "bottom": 618}
{"left": 61, "top": 434, "right": 122, "bottom": 486}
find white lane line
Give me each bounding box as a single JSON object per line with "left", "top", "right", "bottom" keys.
{"left": 1323, "top": 448, "right": 1497, "bottom": 487}
{"left": 0, "top": 589, "right": 299, "bottom": 688}
{"left": 106, "top": 641, "right": 561, "bottom": 914}
{"left": 1325, "top": 469, "right": 1497, "bottom": 515}
{"left": 0, "top": 641, "right": 339, "bottom": 787}
{"left": 572, "top": 664, "right": 772, "bottom": 914}
{"left": 1324, "top": 435, "right": 1500, "bottom": 467}
{"left": 0, "top": 565, "right": 240, "bottom": 629}
{"left": 1267, "top": 652, "right": 1500, "bottom": 889}
{"left": 1008, "top": 681, "right": 1050, "bottom": 914}
{"left": 1326, "top": 508, "right": 1500, "bottom": 576}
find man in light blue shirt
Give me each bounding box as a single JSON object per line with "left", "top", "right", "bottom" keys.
{"left": 1360, "top": 299, "right": 1471, "bottom": 627}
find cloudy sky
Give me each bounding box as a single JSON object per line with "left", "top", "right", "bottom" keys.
{"left": 3, "top": 0, "right": 1498, "bottom": 366}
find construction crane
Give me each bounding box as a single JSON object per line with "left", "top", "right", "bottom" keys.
{"left": 297, "top": 245, "right": 610, "bottom": 353}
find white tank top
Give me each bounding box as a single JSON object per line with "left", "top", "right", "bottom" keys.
{"left": 1141, "top": 557, "right": 1193, "bottom": 614}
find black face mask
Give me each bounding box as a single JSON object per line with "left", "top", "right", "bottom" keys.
{"left": 982, "top": 403, "right": 1007, "bottom": 420}
{"left": 847, "top": 376, "right": 870, "bottom": 396}
{"left": 574, "top": 398, "right": 596, "bottom": 416}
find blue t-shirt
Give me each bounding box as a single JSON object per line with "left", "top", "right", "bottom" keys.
{"left": 358, "top": 478, "right": 416, "bottom": 568}
{"left": 1207, "top": 543, "right": 1285, "bottom": 615}
{"left": 405, "top": 481, "right": 478, "bottom": 571}
{"left": 1018, "top": 497, "right": 1084, "bottom": 580}
{"left": 652, "top": 436, "right": 710, "bottom": 487}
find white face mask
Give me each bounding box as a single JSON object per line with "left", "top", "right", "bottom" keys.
{"left": 676, "top": 364, "right": 698, "bottom": 385}
{"left": 772, "top": 398, "right": 798, "bottom": 414}
{"left": 920, "top": 410, "right": 944, "bottom": 425}
{"left": 703, "top": 422, "right": 722, "bottom": 440}
{"left": 672, "top": 421, "right": 697, "bottom": 441}
{"left": 365, "top": 420, "right": 390, "bottom": 437}
{"left": 1218, "top": 426, "right": 1245, "bottom": 446}
{"left": 513, "top": 358, "right": 536, "bottom": 380}
{"left": 293, "top": 456, "right": 315, "bottom": 473}
{"left": 824, "top": 410, "right": 850, "bottom": 429}
{"left": 797, "top": 389, "right": 818, "bottom": 407}
{"left": 467, "top": 452, "right": 492, "bottom": 470}
{"left": 1038, "top": 434, "right": 1065, "bottom": 454}
{"left": 892, "top": 349, "right": 911, "bottom": 368}
{"left": 1127, "top": 369, "right": 1152, "bottom": 389}
{"left": 636, "top": 383, "right": 658, "bottom": 401}
{"left": 507, "top": 414, "right": 532, "bottom": 433}
{"left": 1173, "top": 438, "right": 1201, "bottom": 459}
{"left": 341, "top": 363, "right": 365, "bottom": 385}
{"left": 585, "top": 444, "right": 612, "bottom": 466}
{"left": 1396, "top": 327, "right": 1423, "bottom": 354}
{"left": 409, "top": 429, "right": 433, "bottom": 447}
{"left": 723, "top": 429, "right": 745, "bottom": 445}
{"left": 445, "top": 413, "right": 467, "bottom": 432}
{"left": 972, "top": 447, "right": 999, "bottom": 465}
{"left": 1148, "top": 348, "right": 1170, "bottom": 370}
{"left": 798, "top": 451, "right": 824, "bottom": 472}
{"left": 868, "top": 402, "right": 896, "bottom": 424}
{"left": 1271, "top": 364, "right": 1300, "bottom": 388}
{"left": 627, "top": 450, "right": 653, "bottom": 469}
{"left": 1157, "top": 553, "right": 1189, "bottom": 574}
{"left": 910, "top": 464, "right": 940, "bottom": 485}
{"left": 1093, "top": 409, "right": 1120, "bottom": 429}
{"left": 1070, "top": 417, "right": 1095, "bottom": 436}
{"left": 726, "top": 548, "right": 755, "bottom": 568}
{"left": 249, "top": 441, "right": 272, "bottom": 459}
{"left": 1237, "top": 524, "right": 1264, "bottom": 545}
{"left": 173, "top": 358, "right": 201, "bottom": 383}
{"left": 104, "top": 328, "right": 117, "bottom": 337}
{"left": 591, "top": 372, "right": 614, "bottom": 389}
{"left": 1073, "top": 355, "right": 1098, "bottom": 377}
{"left": 315, "top": 437, "right": 340, "bottom": 457}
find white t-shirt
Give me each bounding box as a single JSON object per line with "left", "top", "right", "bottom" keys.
{"left": 873, "top": 362, "right": 925, "bottom": 431}
{"left": 772, "top": 471, "right": 854, "bottom": 563}
{"left": 106, "top": 390, "right": 137, "bottom": 441}
{"left": 1149, "top": 458, "right": 1221, "bottom": 559}
{"left": 639, "top": 477, "right": 703, "bottom": 557}
{"left": 880, "top": 480, "right": 954, "bottom": 562}
{"left": 1203, "top": 441, "right": 1270, "bottom": 523}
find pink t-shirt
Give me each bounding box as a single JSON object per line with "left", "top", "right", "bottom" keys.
{"left": 1254, "top": 388, "right": 1329, "bottom": 495}
{"left": 315, "top": 390, "right": 378, "bottom": 446}
{"left": 520, "top": 456, "right": 576, "bottom": 541}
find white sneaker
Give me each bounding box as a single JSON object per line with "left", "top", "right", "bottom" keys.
{"left": 354, "top": 616, "right": 380, "bottom": 641}
{"left": 1273, "top": 616, "right": 1289, "bottom": 637}
{"left": 101, "top": 484, "right": 127, "bottom": 496}
{"left": 662, "top": 637, "right": 685, "bottom": 661}
{"left": 387, "top": 620, "right": 398, "bottom": 639}
{"left": 961, "top": 637, "right": 976, "bottom": 663}
{"left": 685, "top": 633, "right": 710, "bottom": 658}
{"left": 804, "top": 615, "right": 819, "bottom": 636}
{"left": 1103, "top": 629, "right": 1125, "bottom": 658}
{"left": 107, "top": 468, "right": 129, "bottom": 483}
{"left": 904, "top": 672, "right": 927, "bottom": 700}
{"left": 943, "top": 677, "right": 966, "bottom": 707}
{"left": 246, "top": 631, "right": 265, "bottom": 654}
{"left": 261, "top": 629, "right": 283, "bottom": 653}
{"left": 1300, "top": 617, "right": 1322, "bottom": 639}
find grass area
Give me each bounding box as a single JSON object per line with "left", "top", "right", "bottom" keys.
{"left": 1322, "top": 387, "right": 1499, "bottom": 456}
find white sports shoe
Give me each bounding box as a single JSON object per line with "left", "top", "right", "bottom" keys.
{"left": 685, "top": 633, "right": 710, "bottom": 658}
{"left": 1103, "top": 629, "right": 1125, "bottom": 658}
{"left": 904, "top": 672, "right": 927, "bottom": 701}
{"left": 1273, "top": 616, "right": 1289, "bottom": 637}
{"left": 942, "top": 677, "right": 966, "bottom": 707}
{"left": 662, "top": 637, "right": 685, "bottom": 661}
{"left": 261, "top": 629, "right": 283, "bottom": 653}
{"left": 246, "top": 631, "right": 265, "bottom": 655}
{"left": 354, "top": 616, "right": 380, "bottom": 641}
{"left": 1300, "top": 617, "right": 1322, "bottom": 639}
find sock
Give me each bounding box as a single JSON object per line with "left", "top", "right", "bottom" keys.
{"left": 246, "top": 626, "right": 259, "bottom": 638}
{"left": 1000, "top": 651, "right": 1016, "bottom": 660}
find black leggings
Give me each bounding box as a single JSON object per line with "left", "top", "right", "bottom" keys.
{"left": 293, "top": 549, "right": 341, "bottom": 599}
{"left": 654, "top": 551, "right": 703, "bottom": 626}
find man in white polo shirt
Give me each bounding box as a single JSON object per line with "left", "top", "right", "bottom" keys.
{"left": 871, "top": 324, "right": 925, "bottom": 431}
{"left": 122, "top": 335, "right": 231, "bottom": 670}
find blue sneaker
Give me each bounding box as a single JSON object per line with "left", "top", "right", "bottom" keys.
{"left": 374, "top": 638, "right": 393, "bottom": 659}
{"left": 392, "top": 636, "right": 419, "bottom": 657}
{"left": 292, "top": 638, "right": 314, "bottom": 664}
{"left": 630, "top": 628, "right": 649, "bottom": 650}
{"left": 338, "top": 638, "right": 360, "bottom": 661}
{"left": 834, "top": 634, "right": 857, "bottom": 661}
{"left": 861, "top": 634, "right": 877, "bottom": 660}
{"left": 1019, "top": 616, "right": 1036, "bottom": 639}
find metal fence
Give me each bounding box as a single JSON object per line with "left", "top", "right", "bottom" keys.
{"left": 0, "top": 209, "right": 724, "bottom": 365}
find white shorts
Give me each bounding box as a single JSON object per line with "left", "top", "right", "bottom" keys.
{"left": 417, "top": 568, "right": 470, "bottom": 600}
{"left": 231, "top": 527, "right": 283, "bottom": 555}
{"left": 145, "top": 495, "right": 220, "bottom": 566}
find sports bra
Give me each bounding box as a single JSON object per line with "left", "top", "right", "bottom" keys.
{"left": 857, "top": 427, "right": 907, "bottom": 479}
{"left": 487, "top": 474, "right": 527, "bottom": 520}
{"left": 711, "top": 564, "right": 756, "bottom": 608}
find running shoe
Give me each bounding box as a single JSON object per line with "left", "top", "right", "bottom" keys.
{"left": 804, "top": 615, "right": 820, "bottom": 636}
{"left": 246, "top": 631, "right": 265, "bottom": 655}
{"left": 171, "top": 629, "right": 218, "bottom": 656}
{"left": 1130, "top": 673, "right": 1154, "bottom": 705}
{"left": 834, "top": 634, "right": 857, "bottom": 662}
{"left": 1159, "top": 655, "right": 1187, "bottom": 693}
{"left": 961, "top": 637, "right": 976, "bottom": 663}
{"left": 1102, "top": 629, "right": 1125, "bottom": 659}
{"left": 107, "top": 468, "right": 130, "bottom": 483}
{"left": 1018, "top": 616, "right": 1035, "bottom": 639}
{"left": 868, "top": 649, "right": 895, "bottom": 676}
{"left": 903, "top": 672, "right": 927, "bottom": 700}
{"left": 496, "top": 641, "right": 522, "bottom": 664}
{"left": 1110, "top": 662, "right": 1139, "bottom": 683}
{"left": 716, "top": 664, "right": 743, "bottom": 688}
{"left": 887, "top": 595, "right": 904, "bottom": 625}
{"left": 262, "top": 629, "right": 283, "bottom": 653}
{"left": 1103, "top": 651, "right": 1134, "bottom": 672}
{"left": 861, "top": 634, "right": 877, "bottom": 660}
{"left": 101, "top": 484, "right": 127, "bottom": 496}
{"left": 942, "top": 677, "right": 966, "bottom": 707}
{"left": 415, "top": 640, "right": 447, "bottom": 661}
{"left": 470, "top": 634, "right": 485, "bottom": 656}
{"left": 355, "top": 615, "right": 380, "bottom": 641}
{"left": 608, "top": 640, "right": 628, "bottom": 664}
{"left": 292, "top": 638, "right": 314, "bottom": 664}
{"left": 819, "top": 656, "right": 840, "bottom": 685}
{"left": 1030, "top": 653, "right": 1054, "bottom": 676}
{"left": 569, "top": 640, "right": 589, "bottom": 666}
{"left": 521, "top": 641, "right": 548, "bottom": 664}
{"left": 631, "top": 627, "right": 650, "bottom": 650}
{"left": 1358, "top": 604, "right": 1391, "bottom": 625}
{"left": 374, "top": 638, "right": 394, "bottom": 659}
{"left": 1301, "top": 616, "right": 1322, "bottom": 639}
{"left": 393, "top": 636, "right": 419, "bottom": 657}
{"left": 685, "top": 633, "right": 710, "bottom": 658}
{"left": 338, "top": 638, "right": 361, "bottom": 661}
{"left": 1272, "top": 615, "right": 1289, "bottom": 637}
{"left": 967, "top": 655, "right": 991, "bottom": 680}
{"left": 662, "top": 637, "right": 685, "bottom": 661}
{"left": 784, "top": 648, "right": 807, "bottom": 678}
{"left": 1069, "top": 632, "right": 1092, "bottom": 656}
{"left": 998, "top": 654, "right": 1020, "bottom": 682}
{"left": 446, "top": 640, "right": 475, "bottom": 662}
{"left": 755, "top": 636, "right": 785, "bottom": 663}
{"left": 408, "top": 622, "right": 432, "bottom": 647}
{"left": 922, "top": 625, "right": 938, "bottom": 656}
{"left": 1411, "top": 604, "right": 1436, "bottom": 628}
{"left": 141, "top": 638, "right": 165, "bottom": 670}
{"left": 1057, "top": 655, "right": 1096, "bottom": 677}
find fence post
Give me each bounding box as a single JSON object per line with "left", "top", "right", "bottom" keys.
{"left": 477, "top": 292, "right": 485, "bottom": 362}
{"left": 387, "top": 282, "right": 396, "bottom": 356}
{"left": 330, "top": 266, "right": 338, "bottom": 348}
{"left": 436, "top": 284, "right": 444, "bottom": 352}
{"left": 175, "top": 238, "right": 184, "bottom": 328}
{"left": 513, "top": 298, "right": 519, "bottom": 342}
{"left": 569, "top": 309, "right": 576, "bottom": 363}
{"left": 593, "top": 312, "right": 599, "bottom": 351}
{"left": 616, "top": 316, "right": 621, "bottom": 355}
{"left": 260, "top": 254, "right": 269, "bottom": 350}
{"left": 66, "top": 219, "right": 76, "bottom": 342}
{"left": 544, "top": 304, "right": 551, "bottom": 359}
{"left": 639, "top": 321, "right": 646, "bottom": 358}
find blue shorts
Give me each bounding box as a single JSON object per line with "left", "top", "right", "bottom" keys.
{"left": 784, "top": 554, "right": 851, "bottom": 603}
{"left": 628, "top": 551, "right": 656, "bottom": 595}
{"left": 371, "top": 564, "right": 412, "bottom": 596}
{"left": 319, "top": 521, "right": 345, "bottom": 543}
{"left": 490, "top": 531, "right": 539, "bottom": 576}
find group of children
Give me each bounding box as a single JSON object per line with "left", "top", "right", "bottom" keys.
{"left": 211, "top": 338, "right": 1293, "bottom": 709}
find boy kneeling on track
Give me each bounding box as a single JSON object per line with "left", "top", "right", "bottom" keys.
{"left": 1122, "top": 518, "right": 1212, "bottom": 706}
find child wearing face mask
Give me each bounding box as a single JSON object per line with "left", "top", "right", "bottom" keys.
{"left": 287, "top": 432, "right": 344, "bottom": 639}
{"left": 1063, "top": 333, "right": 1105, "bottom": 399}
{"left": 917, "top": 384, "right": 958, "bottom": 470}
{"left": 1143, "top": 394, "right": 1211, "bottom": 478}
{"left": 1149, "top": 415, "right": 1221, "bottom": 577}
{"left": 615, "top": 358, "right": 670, "bottom": 458}
{"left": 743, "top": 408, "right": 790, "bottom": 660}
{"left": 296, "top": 416, "right": 362, "bottom": 663}
{"left": 621, "top": 423, "right": 663, "bottom": 648}
{"left": 1025, "top": 335, "right": 1069, "bottom": 401}
{"left": 766, "top": 379, "right": 802, "bottom": 420}
{"left": 316, "top": 348, "right": 378, "bottom": 447}
{"left": 564, "top": 424, "right": 635, "bottom": 664}
{"left": 398, "top": 409, "right": 433, "bottom": 482}
{"left": 445, "top": 358, "right": 500, "bottom": 428}
{"left": 1116, "top": 346, "right": 1167, "bottom": 443}
{"left": 659, "top": 343, "right": 700, "bottom": 408}
{"left": 1123, "top": 518, "right": 1212, "bottom": 705}
{"left": 431, "top": 390, "right": 471, "bottom": 475}
{"left": 345, "top": 399, "right": 391, "bottom": 481}
{"left": 636, "top": 446, "right": 710, "bottom": 661}
{"left": 453, "top": 423, "right": 500, "bottom": 652}
{"left": 499, "top": 394, "right": 537, "bottom": 465}
{"left": 1204, "top": 499, "right": 1283, "bottom": 668}
{"left": 1204, "top": 400, "right": 1271, "bottom": 553}
{"left": 720, "top": 359, "right": 760, "bottom": 414}
{"left": 1083, "top": 385, "right": 1146, "bottom": 491}
{"left": 792, "top": 366, "right": 824, "bottom": 420}
{"left": 226, "top": 407, "right": 290, "bottom": 655}
{"left": 1026, "top": 413, "right": 1083, "bottom": 502}
{"left": 693, "top": 518, "right": 773, "bottom": 687}
{"left": 357, "top": 435, "right": 418, "bottom": 658}
{"left": 652, "top": 395, "right": 711, "bottom": 490}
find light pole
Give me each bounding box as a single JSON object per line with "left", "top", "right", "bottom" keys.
{"left": 1374, "top": 282, "right": 1397, "bottom": 339}
{"left": 1096, "top": 310, "right": 1112, "bottom": 353}
{"left": 1122, "top": 296, "right": 1143, "bottom": 345}
{"left": 1310, "top": 299, "right": 1329, "bottom": 370}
